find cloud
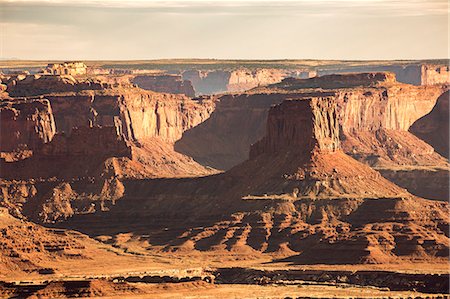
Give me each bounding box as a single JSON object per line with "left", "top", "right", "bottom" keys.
{"left": 0, "top": 0, "right": 448, "bottom": 59}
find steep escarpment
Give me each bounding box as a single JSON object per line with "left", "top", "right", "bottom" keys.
{"left": 132, "top": 74, "right": 195, "bottom": 97}
{"left": 316, "top": 63, "right": 449, "bottom": 86}
{"left": 0, "top": 98, "right": 56, "bottom": 153}
{"left": 182, "top": 68, "right": 287, "bottom": 95}
{"left": 176, "top": 73, "right": 448, "bottom": 200}
{"left": 46, "top": 88, "right": 215, "bottom": 144}
{"left": 177, "top": 73, "right": 446, "bottom": 170}
{"left": 0, "top": 76, "right": 216, "bottom": 223}
{"left": 420, "top": 65, "right": 450, "bottom": 85}
{"left": 61, "top": 97, "right": 449, "bottom": 265}
{"left": 410, "top": 91, "right": 449, "bottom": 158}
{"left": 4, "top": 74, "right": 104, "bottom": 97}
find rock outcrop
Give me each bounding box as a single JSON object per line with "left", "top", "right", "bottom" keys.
{"left": 0, "top": 98, "right": 56, "bottom": 152}
{"left": 132, "top": 75, "right": 195, "bottom": 97}
{"left": 61, "top": 97, "right": 449, "bottom": 265}
{"left": 177, "top": 73, "right": 447, "bottom": 170}
{"left": 317, "top": 63, "right": 449, "bottom": 86}
{"left": 45, "top": 88, "right": 215, "bottom": 144}
{"left": 420, "top": 65, "right": 450, "bottom": 85}
{"left": 410, "top": 91, "right": 449, "bottom": 158}
{"left": 249, "top": 97, "right": 340, "bottom": 158}
{"left": 182, "top": 68, "right": 288, "bottom": 95}
{"left": 175, "top": 73, "right": 448, "bottom": 199}
{"left": 42, "top": 62, "right": 87, "bottom": 76}
{"left": 4, "top": 74, "right": 104, "bottom": 97}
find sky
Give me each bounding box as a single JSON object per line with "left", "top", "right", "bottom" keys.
{"left": 0, "top": 0, "right": 448, "bottom": 60}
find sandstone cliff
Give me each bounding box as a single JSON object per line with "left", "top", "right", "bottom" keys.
{"left": 175, "top": 73, "right": 448, "bottom": 200}
{"left": 420, "top": 65, "right": 450, "bottom": 85}
{"left": 182, "top": 68, "right": 287, "bottom": 95}
{"left": 132, "top": 74, "right": 195, "bottom": 97}
{"left": 0, "top": 98, "right": 56, "bottom": 152}
{"left": 410, "top": 91, "right": 449, "bottom": 158}
{"left": 4, "top": 74, "right": 104, "bottom": 97}
{"left": 176, "top": 73, "right": 447, "bottom": 170}
{"left": 61, "top": 97, "right": 449, "bottom": 265}
{"left": 45, "top": 88, "right": 215, "bottom": 144}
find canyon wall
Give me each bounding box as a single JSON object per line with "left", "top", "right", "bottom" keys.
{"left": 46, "top": 89, "right": 215, "bottom": 144}
{"left": 421, "top": 65, "right": 450, "bottom": 85}
{"left": 4, "top": 74, "right": 104, "bottom": 97}
{"left": 317, "top": 63, "right": 450, "bottom": 86}
{"left": 181, "top": 68, "right": 293, "bottom": 95}
{"left": 131, "top": 75, "right": 195, "bottom": 97}
{"left": 0, "top": 98, "right": 56, "bottom": 152}
{"left": 410, "top": 91, "right": 449, "bottom": 158}
{"left": 250, "top": 96, "right": 339, "bottom": 158}
{"left": 2, "top": 75, "right": 215, "bottom": 145}
{"left": 176, "top": 74, "right": 446, "bottom": 170}
{"left": 317, "top": 64, "right": 423, "bottom": 85}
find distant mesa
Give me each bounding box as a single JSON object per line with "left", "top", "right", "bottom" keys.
{"left": 42, "top": 61, "right": 87, "bottom": 76}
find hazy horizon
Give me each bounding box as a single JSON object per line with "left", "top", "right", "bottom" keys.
{"left": 1, "top": 0, "right": 449, "bottom": 60}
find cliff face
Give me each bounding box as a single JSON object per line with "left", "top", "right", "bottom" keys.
{"left": 175, "top": 93, "right": 286, "bottom": 169}
{"left": 131, "top": 75, "right": 195, "bottom": 97}
{"left": 182, "top": 68, "right": 286, "bottom": 95}
{"left": 70, "top": 97, "right": 449, "bottom": 264}
{"left": 176, "top": 74, "right": 446, "bottom": 170}
{"left": 421, "top": 65, "right": 450, "bottom": 85}
{"left": 0, "top": 98, "right": 56, "bottom": 152}
{"left": 275, "top": 72, "right": 397, "bottom": 90}
{"left": 250, "top": 97, "right": 339, "bottom": 158}
{"left": 43, "top": 88, "right": 215, "bottom": 144}
{"left": 4, "top": 74, "right": 104, "bottom": 97}
{"left": 410, "top": 91, "right": 449, "bottom": 158}
{"left": 38, "top": 126, "right": 131, "bottom": 158}
{"left": 226, "top": 69, "right": 285, "bottom": 92}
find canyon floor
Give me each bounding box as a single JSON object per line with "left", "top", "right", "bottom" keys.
{"left": 1, "top": 60, "right": 449, "bottom": 298}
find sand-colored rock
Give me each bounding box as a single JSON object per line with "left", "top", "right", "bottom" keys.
{"left": 62, "top": 96, "right": 448, "bottom": 265}
{"left": 420, "top": 64, "right": 450, "bottom": 85}
{"left": 0, "top": 98, "right": 56, "bottom": 152}
{"left": 42, "top": 61, "right": 87, "bottom": 76}
{"left": 132, "top": 74, "right": 195, "bottom": 97}
{"left": 410, "top": 91, "right": 449, "bottom": 158}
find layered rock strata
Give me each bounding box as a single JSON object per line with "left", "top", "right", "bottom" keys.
{"left": 132, "top": 75, "right": 195, "bottom": 97}
{"left": 410, "top": 91, "right": 449, "bottom": 158}
{"left": 61, "top": 97, "right": 449, "bottom": 265}
{"left": 0, "top": 98, "right": 56, "bottom": 152}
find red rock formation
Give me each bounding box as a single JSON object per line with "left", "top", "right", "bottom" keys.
{"left": 176, "top": 73, "right": 446, "bottom": 170}
{"left": 0, "top": 125, "right": 131, "bottom": 179}
{"left": 275, "top": 72, "right": 396, "bottom": 90}
{"left": 410, "top": 91, "right": 449, "bottom": 158}
{"left": 0, "top": 98, "right": 56, "bottom": 152}
{"left": 421, "top": 65, "right": 450, "bottom": 85}
{"left": 132, "top": 74, "right": 195, "bottom": 97}
{"left": 182, "top": 68, "right": 287, "bottom": 95}
{"left": 64, "top": 97, "right": 448, "bottom": 265}
{"left": 45, "top": 88, "right": 215, "bottom": 144}
{"left": 38, "top": 126, "right": 131, "bottom": 158}
{"left": 226, "top": 69, "right": 285, "bottom": 92}
{"left": 4, "top": 74, "right": 104, "bottom": 97}
{"left": 250, "top": 97, "right": 340, "bottom": 158}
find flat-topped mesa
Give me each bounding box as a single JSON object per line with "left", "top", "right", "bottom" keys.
{"left": 42, "top": 61, "right": 87, "bottom": 76}
{"left": 37, "top": 126, "right": 131, "bottom": 159}
{"left": 273, "top": 72, "right": 397, "bottom": 90}
{"left": 421, "top": 64, "right": 450, "bottom": 85}
{"left": 131, "top": 74, "right": 195, "bottom": 97}
{"left": 250, "top": 96, "right": 339, "bottom": 158}
{"left": 0, "top": 98, "right": 56, "bottom": 152}
{"left": 4, "top": 74, "right": 106, "bottom": 97}
{"left": 410, "top": 91, "right": 449, "bottom": 158}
